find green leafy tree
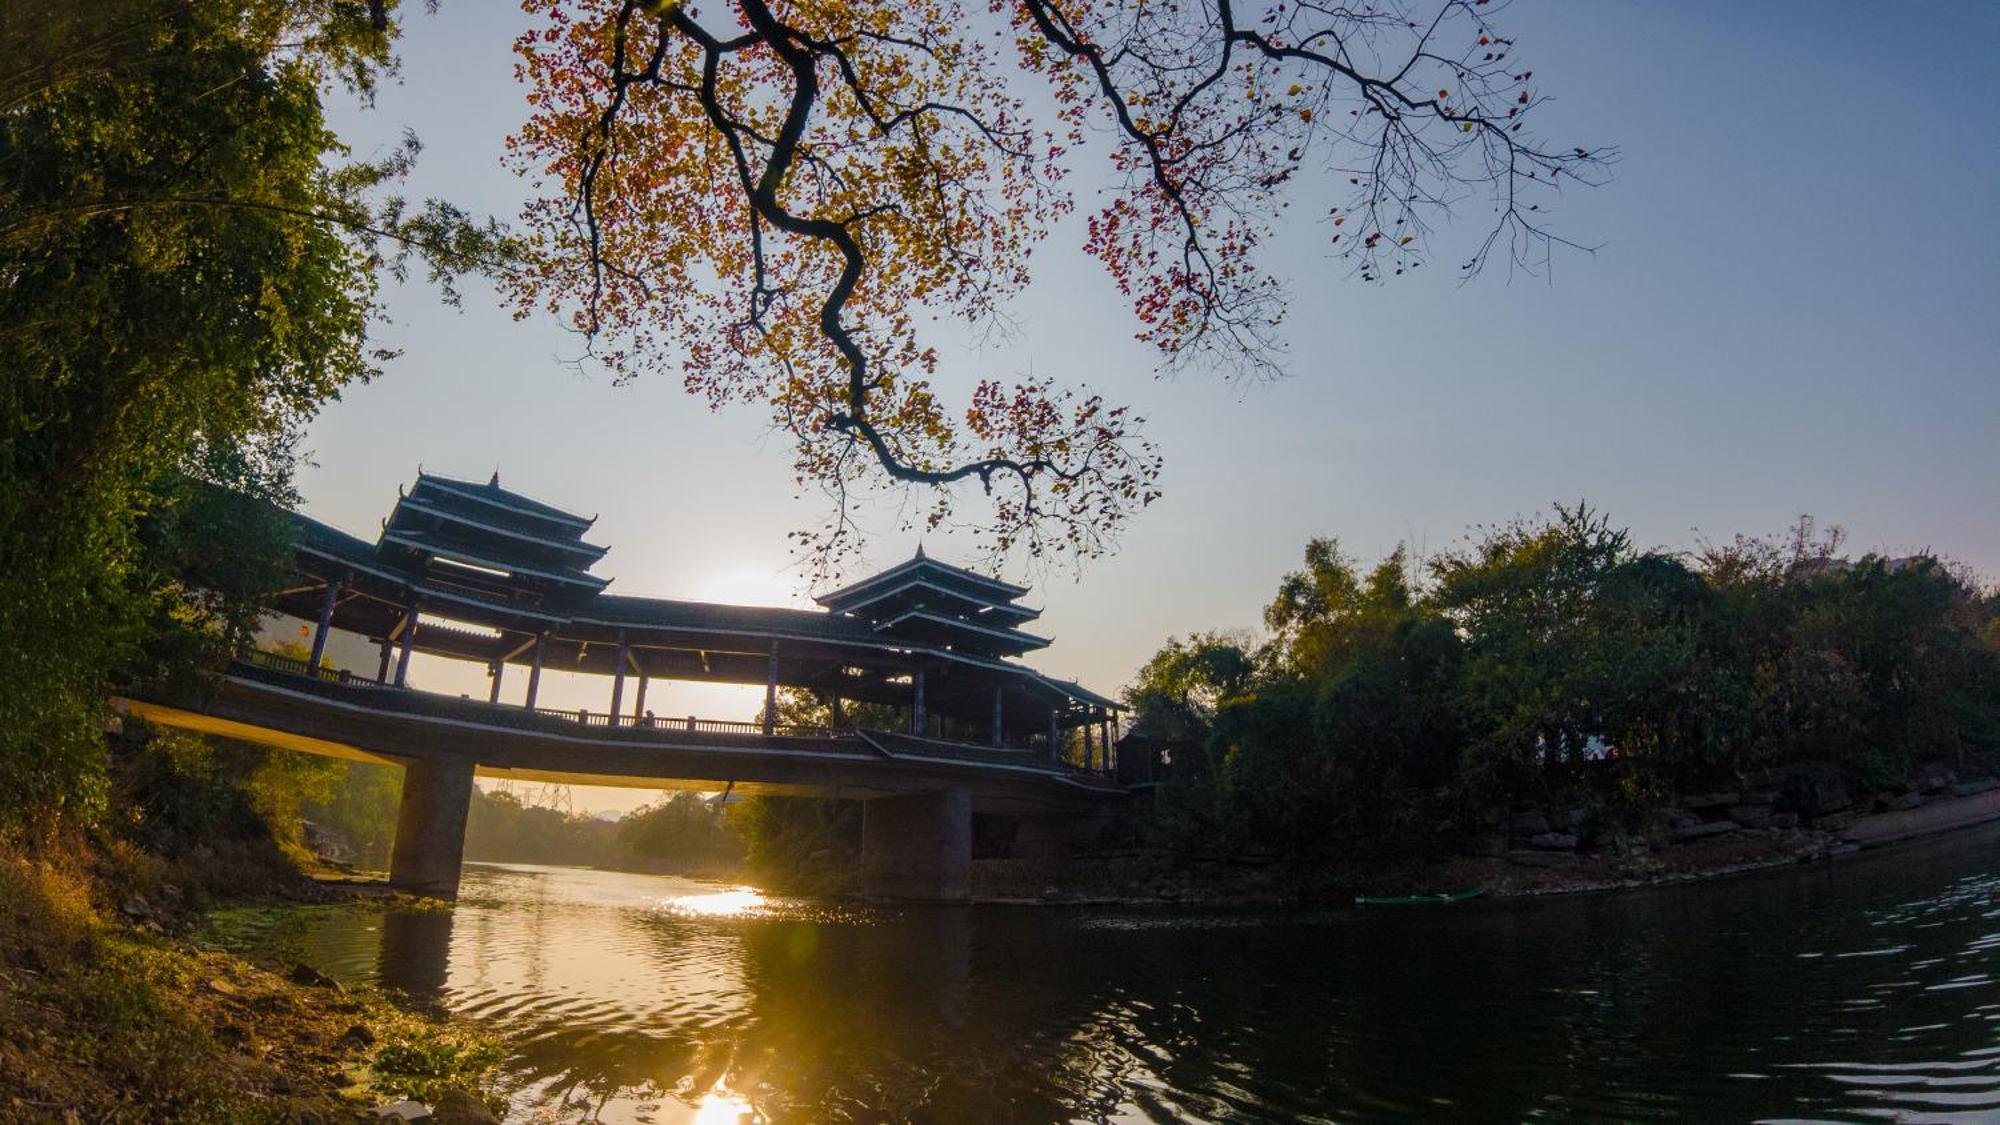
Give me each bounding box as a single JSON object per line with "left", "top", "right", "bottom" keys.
{"left": 0, "top": 0, "right": 502, "bottom": 827}
{"left": 619, "top": 792, "right": 745, "bottom": 871}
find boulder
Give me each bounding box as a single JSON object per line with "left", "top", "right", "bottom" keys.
{"left": 1886, "top": 792, "right": 1925, "bottom": 812}
{"left": 1782, "top": 765, "right": 1852, "bottom": 817}
{"left": 1465, "top": 834, "right": 1508, "bottom": 858}
{"left": 1508, "top": 811, "right": 1551, "bottom": 836}
{"left": 1507, "top": 850, "right": 1579, "bottom": 869}
{"left": 431, "top": 1090, "right": 501, "bottom": 1125}
{"left": 1671, "top": 820, "right": 1737, "bottom": 842}
{"left": 1681, "top": 791, "right": 1741, "bottom": 810}
{"left": 1768, "top": 812, "right": 1800, "bottom": 830}
{"left": 287, "top": 963, "right": 343, "bottom": 992}
{"left": 1727, "top": 805, "right": 1773, "bottom": 829}
{"left": 1917, "top": 765, "right": 1956, "bottom": 794}
{"left": 1527, "top": 832, "right": 1578, "bottom": 851}
{"left": 369, "top": 1101, "right": 430, "bottom": 1122}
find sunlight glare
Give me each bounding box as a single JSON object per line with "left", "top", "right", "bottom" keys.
{"left": 690, "top": 1081, "right": 762, "bottom": 1124}
{"left": 662, "top": 887, "right": 768, "bottom": 918}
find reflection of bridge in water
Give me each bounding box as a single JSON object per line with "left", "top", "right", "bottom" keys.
{"left": 119, "top": 472, "right": 1131, "bottom": 901}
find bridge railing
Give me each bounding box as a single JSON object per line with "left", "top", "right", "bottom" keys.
{"left": 236, "top": 650, "right": 850, "bottom": 742}
{"left": 242, "top": 649, "right": 388, "bottom": 687}
{"left": 529, "top": 706, "right": 841, "bottom": 740}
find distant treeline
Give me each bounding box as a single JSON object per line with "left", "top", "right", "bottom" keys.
{"left": 1127, "top": 508, "right": 2000, "bottom": 857}
{"left": 303, "top": 765, "right": 744, "bottom": 875}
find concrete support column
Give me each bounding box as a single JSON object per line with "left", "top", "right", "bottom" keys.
{"left": 860, "top": 787, "right": 971, "bottom": 902}
{"left": 388, "top": 754, "right": 476, "bottom": 897}
{"left": 309, "top": 582, "right": 339, "bottom": 669}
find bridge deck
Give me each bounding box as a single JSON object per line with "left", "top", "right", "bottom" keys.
{"left": 118, "top": 657, "right": 1125, "bottom": 811}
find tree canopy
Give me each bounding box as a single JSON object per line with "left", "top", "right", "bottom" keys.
{"left": 0, "top": 0, "right": 497, "bottom": 826}
{"left": 1127, "top": 512, "right": 2000, "bottom": 857}
{"left": 507, "top": 0, "right": 1611, "bottom": 571}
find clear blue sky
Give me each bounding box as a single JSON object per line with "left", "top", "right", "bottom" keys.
{"left": 309, "top": 2, "right": 1999, "bottom": 810}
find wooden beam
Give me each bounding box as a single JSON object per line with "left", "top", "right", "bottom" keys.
{"left": 610, "top": 631, "right": 629, "bottom": 719}
{"left": 761, "top": 643, "right": 779, "bottom": 736}
{"left": 393, "top": 606, "right": 419, "bottom": 688}
{"left": 525, "top": 634, "right": 545, "bottom": 710}
{"left": 308, "top": 581, "right": 340, "bottom": 669}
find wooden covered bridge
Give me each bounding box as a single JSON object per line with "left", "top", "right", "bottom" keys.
{"left": 119, "top": 472, "right": 1127, "bottom": 901}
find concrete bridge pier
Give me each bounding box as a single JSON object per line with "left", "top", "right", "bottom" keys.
{"left": 389, "top": 753, "right": 476, "bottom": 897}
{"left": 860, "top": 786, "right": 972, "bottom": 902}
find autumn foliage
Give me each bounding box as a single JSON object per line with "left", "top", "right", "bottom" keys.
{"left": 506, "top": 0, "right": 1609, "bottom": 571}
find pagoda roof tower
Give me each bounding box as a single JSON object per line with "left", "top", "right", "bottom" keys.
{"left": 816, "top": 547, "right": 1049, "bottom": 657}
{"left": 377, "top": 471, "right": 608, "bottom": 605}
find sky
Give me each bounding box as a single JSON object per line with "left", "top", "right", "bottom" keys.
{"left": 303, "top": 2, "right": 1999, "bottom": 813}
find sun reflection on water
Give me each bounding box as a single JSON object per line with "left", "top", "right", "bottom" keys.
{"left": 689, "top": 1084, "right": 762, "bottom": 1124}
{"left": 660, "top": 886, "right": 769, "bottom": 918}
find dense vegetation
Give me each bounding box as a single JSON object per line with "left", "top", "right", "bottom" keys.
{"left": 0, "top": 0, "right": 496, "bottom": 835}
{"left": 1129, "top": 509, "right": 2000, "bottom": 860}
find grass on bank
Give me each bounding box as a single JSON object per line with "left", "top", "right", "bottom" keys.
{"left": 0, "top": 840, "right": 503, "bottom": 1124}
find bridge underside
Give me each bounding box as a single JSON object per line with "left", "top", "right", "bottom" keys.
{"left": 116, "top": 663, "right": 1121, "bottom": 900}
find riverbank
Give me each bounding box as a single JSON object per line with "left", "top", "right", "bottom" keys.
{"left": 0, "top": 844, "right": 503, "bottom": 1123}
{"left": 1013, "top": 785, "right": 2000, "bottom": 907}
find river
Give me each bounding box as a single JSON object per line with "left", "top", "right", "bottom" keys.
{"left": 223, "top": 823, "right": 2000, "bottom": 1122}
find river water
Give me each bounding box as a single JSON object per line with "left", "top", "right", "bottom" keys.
{"left": 225, "top": 824, "right": 2000, "bottom": 1122}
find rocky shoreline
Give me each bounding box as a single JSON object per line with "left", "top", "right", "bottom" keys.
{"left": 986, "top": 776, "right": 2000, "bottom": 908}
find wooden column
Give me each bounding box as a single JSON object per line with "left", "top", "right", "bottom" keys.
{"left": 487, "top": 660, "right": 505, "bottom": 704}
{"left": 762, "top": 643, "right": 779, "bottom": 735}
{"left": 830, "top": 694, "right": 846, "bottom": 730}
{"left": 911, "top": 666, "right": 927, "bottom": 736}
{"left": 393, "top": 605, "right": 420, "bottom": 688}
{"left": 1083, "top": 720, "right": 1095, "bottom": 772}
{"left": 377, "top": 637, "right": 393, "bottom": 684}
{"left": 1100, "top": 718, "right": 1112, "bottom": 768}
{"left": 308, "top": 581, "right": 340, "bottom": 669}
{"left": 524, "top": 634, "right": 545, "bottom": 710}
{"left": 1048, "top": 708, "right": 1061, "bottom": 761}
{"left": 633, "top": 673, "right": 648, "bottom": 722}
{"left": 609, "top": 631, "right": 629, "bottom": 720}
{"left": 991, "top": 684, "right": 1004, "bottom": 748}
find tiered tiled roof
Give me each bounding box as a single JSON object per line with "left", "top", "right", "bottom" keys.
{"left": 377, "top": 472, "right": 608, "bottom": 603}
{"left": 815, "top": 547, "right": 1050, "bottom": 656}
